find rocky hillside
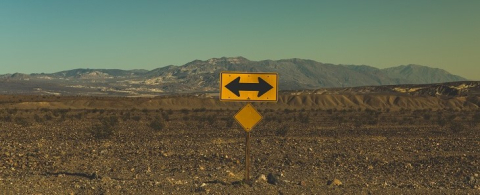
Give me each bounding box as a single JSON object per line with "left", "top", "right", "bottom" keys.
{"left": 2, "top": 82, "right": 479, "bottom": 112}
{"left": 0, "top": 57, "right": 469, "bottom": 96}
{"left": 141, "top": 57, "right": 468, "bottom": 91}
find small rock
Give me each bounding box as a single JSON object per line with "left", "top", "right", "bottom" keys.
{"left": 256, "top": 174, "right": 267, "bottom": 183}
{"left": 405, "top": 163, "right": 413, "bottom": 169}
{"left": 467, "top": 176, "right": 477, "bottom": 187}
{"left": 299, "top": 181, "right": 307, "bottom": 186}
{"left": 146, "top": 166, "right": 151, "bottom": 174}
{"left": 91, "top": 171, "right": 100, "bottom": 179}
{"left": 195, "top": 186, "right": 209, "bottom": 193}
{"left": 227, "top": 171, "right": 235, "bottom": 178}
{"left": 101, "top": 176, "right": 112, "bottom": 183}
{"left": 161, "top": 151, "right": 169, "bottom": 157}
{"left": 267, "top": 173, "right": 282, "bottom": 185}
{"left": 327, "top": 179, "right": 342, "bottom": 186}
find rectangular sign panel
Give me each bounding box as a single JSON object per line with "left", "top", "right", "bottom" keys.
{"left": 220, "top": 72, "right": 278, "bottom": 102}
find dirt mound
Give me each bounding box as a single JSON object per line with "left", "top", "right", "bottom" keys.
{"left": 1, "top": 93, "right": 479, "bottom": 111}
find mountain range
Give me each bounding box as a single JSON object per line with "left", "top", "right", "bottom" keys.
{"left": 0, "top": 57, "right": 468, "bottom": 96}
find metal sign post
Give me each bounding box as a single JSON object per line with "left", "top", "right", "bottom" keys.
{"left": 234, "top": 103, "right": 262, "bottom": 183}
{"left": 245, "top": 131, "right": 251, "bottom": 182}
{"left": 219, "top": 72, "right": 278, "bottom": 183}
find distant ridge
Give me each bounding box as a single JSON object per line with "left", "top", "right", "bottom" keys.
{"left": 0, "top": 57, "right": 469, "bottom": 96}
{"left": 137, "top": 57, "right": 467, "bottom": 91}
{"left": 381, "top": 64, "right": 466, "bottom": 84}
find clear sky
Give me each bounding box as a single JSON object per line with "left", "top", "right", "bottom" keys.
{"left": 1, "top": 0, "right": 479, "bottom": 80}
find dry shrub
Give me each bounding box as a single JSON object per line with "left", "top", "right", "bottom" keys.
{"left": 449, "top": 121, "right": 466, "bottom": 134}
{"left": 14, "top": 116, "right": 30, "bottom": 127}
{"left": 149, "top": 119, "right": 166, "bottom": 131}
{"left": 276, "top": 126, "right": 290, "bottom": 137}
{"left": 91, "top": 116, "right": 119, "bottom": 140}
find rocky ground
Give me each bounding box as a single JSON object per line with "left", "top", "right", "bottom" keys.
{"left": 1, "top": 105, "right": 480, "bottom": 194}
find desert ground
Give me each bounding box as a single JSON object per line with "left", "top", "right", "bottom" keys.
{"left": 1, "top": 94, "right": 479, "bottom": 194}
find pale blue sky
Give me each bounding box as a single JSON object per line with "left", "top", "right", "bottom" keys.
{"left": 1, "top": 0, "right": 479, "bottom": 79}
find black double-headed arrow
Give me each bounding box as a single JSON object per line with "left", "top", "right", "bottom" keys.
{"left": 225, "top": 77, "right": 273, "bottom": 97}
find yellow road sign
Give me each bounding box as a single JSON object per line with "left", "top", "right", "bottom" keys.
{"left": 220, "top": 72, "right": 278, "bottom": 102}
{"left": 234, "top": 103, "right": 262, "bottom": 132}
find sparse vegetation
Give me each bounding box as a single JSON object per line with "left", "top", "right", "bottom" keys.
{"left": 181, "top": 109, "right": 189, "bottom": 114}
{"left": 423, "top": 113, "right": 431, "bottom": 120}
{"left": 225, "top": 118, "right": 234, "bottom": 128}
{"left": 206, "top": 115, "right": 216, "bottom": 126}
{"left": 132, "top": 115, "right": 141, "bottom": 121}
{"left": 34, "top": 114, "right": 43, "bottom": 123}
{"left": 449, "top": 121, "right": 467, "bottom": 133}
{"left": 14, "top": 116, "right": 30, "bottom": 126}
{"left": 3, "top": 114, "right": 13, "bottom": 122}
{"left": 437, "top": 116, "right": 447, "bottom": 127}
{"left": 1, "top": 93, "right": 480, "bottom": 194}
{"left": 299, "top": 113, "right": 310, "bottom": 124}
{"left": 275, "top": 126, "right": 290, "bottom": 137}
{"left": 90, "top": 115, "right": 119, "bottom": 140}
{"left": 473, "top": 112, "right": 480, "bottom": 126}
{"left": 44, "top": 113, "right": 53, "bottom": 121}
{"left": 149, "top": 119, "right": 166, "bottom": 131}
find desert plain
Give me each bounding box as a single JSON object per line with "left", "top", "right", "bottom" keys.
{"left": 0, "top": 89, "right": 479, "bottom": 194}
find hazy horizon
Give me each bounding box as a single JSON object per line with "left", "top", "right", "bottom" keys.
{"left": 1, "top": 1, "right": 479, "bottom": 80}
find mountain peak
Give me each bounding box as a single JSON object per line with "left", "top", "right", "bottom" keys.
{"left": 206, "top": 56, "right": 250, "bottom": 65}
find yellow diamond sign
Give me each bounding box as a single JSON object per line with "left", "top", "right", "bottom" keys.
{"left": 234, "top": 103, "right": 262, "bottom": 132}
